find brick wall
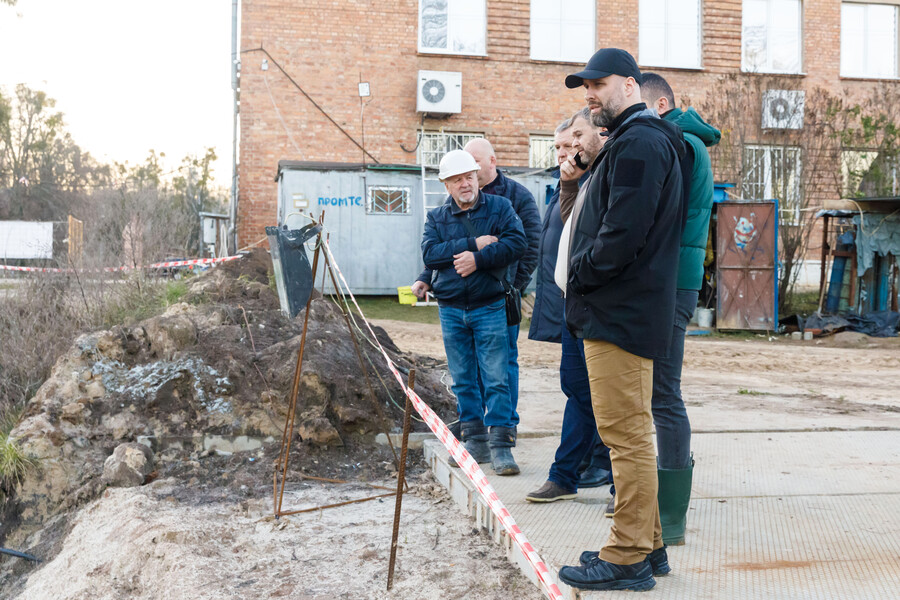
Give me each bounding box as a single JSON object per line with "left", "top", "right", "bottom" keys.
{"left": 237, "top": 0, "right": 898, "bottom": 247}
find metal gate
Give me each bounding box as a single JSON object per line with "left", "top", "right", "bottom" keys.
{"left": 716, "top": 201, "right": 778, "bottom": 330}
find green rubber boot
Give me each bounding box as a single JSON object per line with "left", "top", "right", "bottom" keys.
{"left": 658, "top": 457, "right": 694, "bottom": 546}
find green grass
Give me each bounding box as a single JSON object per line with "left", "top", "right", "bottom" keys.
{"left": 0, "top": 407, "right": 33, "bottom": 491}
{"left": 342, "top": 295, "right": 441, "bottom": 324}
{"left": 782, "top": 290, "right": 821, "bottom": 316}
{"left": 738, "top": 388, "right": 769, "bottom": 396}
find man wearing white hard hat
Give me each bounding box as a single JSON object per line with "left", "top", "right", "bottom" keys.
{"left": 422, "top": 149, "right": 527, "bottom": 475}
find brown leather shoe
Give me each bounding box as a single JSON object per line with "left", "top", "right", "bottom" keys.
{"left": 526, "top": 480, "right": 577, "bottom": 503}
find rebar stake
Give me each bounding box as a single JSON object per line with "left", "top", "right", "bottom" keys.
{"left": 387, "top": 368, "right": 415, "bottom": 590}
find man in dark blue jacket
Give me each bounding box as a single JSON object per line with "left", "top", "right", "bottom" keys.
{"left": 414, "top": 138, "right": 540, "bottom": 432}
{"left": 556, "top": 48, "right": 686, "bottom": 592}
{"left": 526, "top": 109, "right": 612, "bottom": 503}
{"left": 422, "top": 150, "right": 527, "bottom": 476}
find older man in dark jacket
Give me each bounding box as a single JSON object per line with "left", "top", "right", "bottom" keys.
{"left": 556, "top": 48, "right": 686, "bottom": 592}
{"left": 422, "top": 149, "right": 527, "bottom": 476}
{"left": 414, "top": 138, "right": 540, "bottom": 432}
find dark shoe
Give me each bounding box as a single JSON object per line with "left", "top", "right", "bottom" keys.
{"left": 604, "top": 493, "right": 615, "bottom": 518}
{"left": 558, "top": 557, "right": 655, "bottom": 591}
{"left": 579, "top": 546, "right": 670, "bottom": 577}
{"left": 489, "top": 426, "right": 519, "bottom": 476}
{"left": 461, "top": 421, "right": 491, "bottom": 464}
{"left": 526, "top": 481, "right": 576, "bottom": 503}
{"left": 578, "top": 465, "right": 611, "bottom": 488}
{"left": 658, "top": 457, "right": 694, "bottom": 546}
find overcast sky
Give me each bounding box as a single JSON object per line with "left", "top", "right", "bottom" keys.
{"left": 0, "top": 0, "right": 234, "bottom": 186}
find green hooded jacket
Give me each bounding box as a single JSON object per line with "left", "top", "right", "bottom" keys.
{"left": 663, "top": 107, "right": 721, "bottom": 291}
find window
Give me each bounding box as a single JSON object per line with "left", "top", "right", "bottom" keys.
{"left": 742, "top": 145, "right": 802, "bottom": 224}
{"left": 530, "top": 0, "right": 595, "bottom": 63}
{"left": 529, "top": 136, "right": 556, "bottom": 169}
{"left": 639, "top": 0, "right": 702, "bottom": 68}
{"left": 841, "top": 3, "right": 899, "bottom": 78}
{"left": 742, "top": 0, "right": 803, "bottom": 73}
{"left": 367, "top": 187, "right": 411, "bottom": 215}
{"left": 419, "top": 0, "right": 486, "bottom": 56}
{"left": 417, "top": 131, "right": 484, "bottom": 167}
{"left": 842, "top": 150, "right": 900, "bottom": 197}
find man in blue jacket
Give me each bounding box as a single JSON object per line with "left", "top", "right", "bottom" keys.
{"left": 422, "top": 150, "right": 527, "bottom": 476}
{"left": 414, "top": 138, "right": 541, "bottom": 432}
{"left": 641, "top": 72, "right": 720, "bottom": 546}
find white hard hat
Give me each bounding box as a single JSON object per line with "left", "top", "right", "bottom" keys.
{"left": 438, "top": 150, "right": 480, "bottom": 181}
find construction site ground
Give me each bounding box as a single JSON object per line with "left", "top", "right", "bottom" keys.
{"left": 378, "top": 319, "right": 900, "bottom": 599}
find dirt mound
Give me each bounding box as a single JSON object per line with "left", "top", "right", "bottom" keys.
{"left": 218, "top": 247, "right": 272, "bottom": 284}
{"left": 1, "top": 257, "right": 455, "bottom": 584}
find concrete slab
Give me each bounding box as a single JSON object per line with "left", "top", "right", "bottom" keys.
{"left": 425, "top": 430, "right": 900, "bottom": 599}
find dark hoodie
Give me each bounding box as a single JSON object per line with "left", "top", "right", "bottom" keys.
{"left": 564, "top": 103, "right": 687, "bottom": 360}
{"left": 663, "top": 107, "right": 721, "bottom": 291}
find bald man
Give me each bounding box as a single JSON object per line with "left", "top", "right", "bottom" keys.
{"left": 412, "top": 139, "right": 541, "bottom": 436}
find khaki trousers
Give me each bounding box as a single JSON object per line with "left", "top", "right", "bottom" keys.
{"left": 583, "top": 339, "right": 663, "bottom": 565}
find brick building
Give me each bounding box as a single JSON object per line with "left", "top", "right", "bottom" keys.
{"left": 235, "top": 0, "right": 900, "bottom": 281}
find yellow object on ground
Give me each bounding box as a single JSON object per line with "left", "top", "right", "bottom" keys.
{"left": 397, "top": 286, "right": 417, "bottom": 305}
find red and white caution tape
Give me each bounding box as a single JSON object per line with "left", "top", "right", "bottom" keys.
{"left": 0, "top": 255, "right": 241, "bottom": 273}
{"left": 321, "top": 240, "right": 564, "bottom": 600}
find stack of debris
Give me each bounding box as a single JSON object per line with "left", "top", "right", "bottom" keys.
{"left": 1, "top": 249, "right": 454, "bottom": 576}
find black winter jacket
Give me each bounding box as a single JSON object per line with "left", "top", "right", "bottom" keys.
{"left": 417, "top": 170, "right": 540, "bottom": 292}
{"left": 565, "top": 104, "right": 686, "bottom": 360}
{"left": 422, "top": 191, "right": 526, "bottom": 309}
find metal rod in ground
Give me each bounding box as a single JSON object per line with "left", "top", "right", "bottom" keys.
{"left": 321, "top": 243, "right": 401, "bottom": 469}
{"left": 387, "top": 368, "right": 415, "bottom": 590}
{"left": 274, "top": 213, "right": 325, "bottom": 517}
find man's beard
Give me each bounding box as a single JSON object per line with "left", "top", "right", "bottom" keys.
{"left": 590, "top": 91, "right": 624, "bottom": 128}
{"left": 591, "top": 104, "right": 617, "bottom": 128}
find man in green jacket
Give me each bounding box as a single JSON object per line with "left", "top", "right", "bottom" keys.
{"left": 642, "top": 72, "right": 720, "bottom": 545}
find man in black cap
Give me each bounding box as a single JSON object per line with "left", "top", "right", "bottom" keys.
{"left": 555, "top": 48, "right": 686, "bottom": 592}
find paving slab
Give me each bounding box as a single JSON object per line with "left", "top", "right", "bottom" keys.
{"left": 424, "top": 430, "right": 900, "bottom": 599}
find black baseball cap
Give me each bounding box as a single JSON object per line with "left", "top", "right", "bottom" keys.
{"left": 565, "top": 48, "right": 643, "bottom": 89}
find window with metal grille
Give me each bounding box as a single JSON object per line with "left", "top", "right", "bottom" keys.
{"left": 417, "top": 131, "right": 484, "bottom": 167}
{"left": 367, "top": 186, "right": 411, "bottom": 215}
{"left": 742, "top": 145, "right": 803, "bottom": 225}
{"left": 529, "top": 136, "right": 556, "bottom": 169}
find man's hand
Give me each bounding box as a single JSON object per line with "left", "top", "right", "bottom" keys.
{"left": 560, "top": 154, "right": 587, "bottom": 182}
{"left": 475, "top": 235, "right": 498, "bottom": 250}
{"left": 453, "top": 251, "right": 477, "bottom": 277}
{"left": 411, "top": 280, "right": 431, "bottom": 299}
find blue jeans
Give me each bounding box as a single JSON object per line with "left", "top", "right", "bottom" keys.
{"left": 472, "top": 323, "right": 521, "bottom": 425}
{"left": 439, "top": 299, "right": 515, "bottom": 428}
{"left": 651, "top": 289, "right": 696, "bottom": 470}
{"left": 548, "top": 322, "right": 611, "bottom": 492}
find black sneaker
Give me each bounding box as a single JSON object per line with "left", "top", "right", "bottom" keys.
{"left": 558, "top": 557, "right": 655, "bottom": 591}
{"left": 579, "top": 546, "right": 671, "bottom": 576}
{"left": 525, "top": 481, "right": 577, "bottom": 503}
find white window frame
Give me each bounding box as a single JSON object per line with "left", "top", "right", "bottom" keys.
{"left": 638, "top": 0, "right": 703, "bottom": 69}
{"left": 366, "top": 186, "right": 412, "bottom": 215}
{"left": 742, "top": 144, "right": 803, "bottom": 225}
{"left": 529, "top": 135, "right": 557, "bottom": 169}
{"left": 741, "top": 0, "right": 804, "bottom": 74}
{"left": 418, "top": 0, "right": 487, "bottom": 57}
{"left": 529, "top": 0, "right": 596, "bottom": 63}
{"left": 417, "top": 131, "right": 484, "bottom": 168}
{"left": 840, "top": 2, "right": 899, "bottom": 79}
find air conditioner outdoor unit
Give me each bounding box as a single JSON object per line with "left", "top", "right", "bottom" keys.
{"left": 416, "top": 70, "right": 462, "bottom": 115}
{"left": 761, "top": 90, "right": 805, "bottom": 130}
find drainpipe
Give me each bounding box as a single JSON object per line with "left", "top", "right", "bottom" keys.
{"left": 228, "top": 0, "right": 240, "bottom": 253}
